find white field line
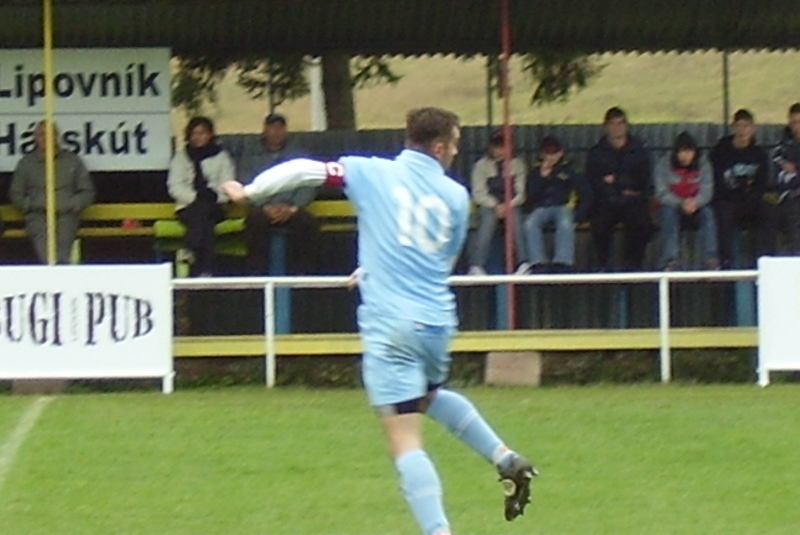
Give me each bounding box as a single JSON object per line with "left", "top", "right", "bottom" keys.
{"left": 0, "top": 397, "right": 52, "bottom": 493}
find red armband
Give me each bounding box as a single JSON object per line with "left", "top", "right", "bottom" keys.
{"left": 323, "top": 162, "right": 346, "bottom": 188}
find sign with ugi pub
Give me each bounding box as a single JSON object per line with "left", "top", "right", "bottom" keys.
{"left": 0, "top": 264, "right": 173, "bottom": 391}
{"left": 0, "top": 47, "right": 172, "bottom": 172}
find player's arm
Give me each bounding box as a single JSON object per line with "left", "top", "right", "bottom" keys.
{"left": 221, "top": 158, "right": 344, "bottom": 204}
{"left": 446, "top": 192, "right": 471, "bottom": 270}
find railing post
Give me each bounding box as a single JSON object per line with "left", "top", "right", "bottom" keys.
{"left": 264, "top": 280, "right": 276, "bottom": 388}
{"left": 269, "top": 232, "right": 291, "bottom": 334}
{"left": 495, "top": 284, "right": 509, "bottom": 329}
{"left": 658, "top": 275, "right": 672, "bottom": 383}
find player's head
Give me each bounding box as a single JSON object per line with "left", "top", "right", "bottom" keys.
{"left": 405, "top": 107, "right": 461, "bottom": 170}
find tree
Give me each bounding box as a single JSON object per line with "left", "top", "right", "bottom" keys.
{"left": 172, "top": 52, "right": 602, "bottom": 129}
{"left": 486, "top": 52, "right": 605, "bottom": 106}
{"left": 172, "top": 53, "right": 400, "bottom": 129}
{"left": 171, "top": 54, "right": 309, "bottom": 116}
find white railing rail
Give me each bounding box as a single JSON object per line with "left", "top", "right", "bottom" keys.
{"left": 172, "top": 270, "right": 759, "bottom": 387}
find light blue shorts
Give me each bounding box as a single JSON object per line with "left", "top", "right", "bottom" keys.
{"left": 359, "top": 311, "right": 453, "bottom": 407}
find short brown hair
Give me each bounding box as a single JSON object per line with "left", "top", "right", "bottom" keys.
{"left": 405, "top": 107, "right": 460, "bottom": 150}
{"left": 603, "top": 106, "right": 627, "bottom": 123}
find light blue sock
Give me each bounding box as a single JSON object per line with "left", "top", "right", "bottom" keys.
{"left": 426, "top": 389, "right": 507, "bottom": 464}
{"left": 395, "top": 449, "right": 449, "bottom": 535}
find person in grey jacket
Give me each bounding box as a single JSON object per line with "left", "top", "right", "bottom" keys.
{"left": 167, "top": 116, "right": 234, "bottom": 277}
{"left": 10, "top": 121, "right": 95, "bottom": 264}
{"left": 655, "top": 132, "right": 718, "bottom": 270}
{"left": 467, "top": 129, "right": 528, "bottom": 275}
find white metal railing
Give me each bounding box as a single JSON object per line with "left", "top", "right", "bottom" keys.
{"left": 172, "top": 270, "right": 759, "bottom": 387}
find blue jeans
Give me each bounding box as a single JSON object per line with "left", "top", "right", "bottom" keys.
{"left": 523, "top": 205, "right": 575, "bottom": 265}
{"left": 660, "top": 204, "right": 718, "bottom": 266}
{"left": 469, "top": 206, "right": 527, "bottom": 268}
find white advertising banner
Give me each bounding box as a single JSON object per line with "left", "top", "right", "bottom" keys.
{"left": 757, "top": 257, "right": 800, "bottom": 386}
{"left": 0, "top": 48, "right": 171, "bottom": 172}
{"left": 0, "top": 264, "right": 173, "bottom": 390}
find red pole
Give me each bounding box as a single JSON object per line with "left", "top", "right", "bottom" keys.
{"left": 499, "top": 0, "right": 516, "bottom": 329}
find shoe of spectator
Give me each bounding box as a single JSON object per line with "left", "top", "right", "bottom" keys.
{"left": 704, "top": 259, "right": 721, "bottom": 271}
{"left": 515, "top": 262, "right": 532, "bottom": 275}
{"left": 528, "top": 263, "right": 550, "bottom": 274}
{"left": 175, "top": 248, "right": 195, "bottom": 278}
{"left": 663, "top": 261, "right": 681, "bottom": 271}
{"left": 551, "top": 262, "right": 574, "bottom": 273}
{"left": 468, "top": 265, "right": 488, "bottom": 276}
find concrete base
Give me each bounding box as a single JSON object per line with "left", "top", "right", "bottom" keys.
{"left": 485, "top": 351, "right": 542, "bottom": 386}
{"left": 11, "top": 379, "right": 68, "bottom": 395}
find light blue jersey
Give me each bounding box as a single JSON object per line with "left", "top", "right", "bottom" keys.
{"left": 340, "top": 149, "right": 470, "bottom": 328}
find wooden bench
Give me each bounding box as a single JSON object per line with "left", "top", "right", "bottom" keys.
{"left": 0, "top": 200, "right": 356, "bottom": 261}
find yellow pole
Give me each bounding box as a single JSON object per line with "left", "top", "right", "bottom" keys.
{"left": 42, "top": 0, "right": 57, "bottom": 265}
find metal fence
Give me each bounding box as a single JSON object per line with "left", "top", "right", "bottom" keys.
{"left": 173, "top": 269, "right": 759, "bottom": 388}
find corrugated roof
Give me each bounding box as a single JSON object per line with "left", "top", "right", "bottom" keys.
{"left": 2, "top": 0, "right": 800, "bottom": 55}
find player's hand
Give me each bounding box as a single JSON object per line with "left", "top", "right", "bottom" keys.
{"left": 221, "top": 181, "right": 247, "bottom": 203}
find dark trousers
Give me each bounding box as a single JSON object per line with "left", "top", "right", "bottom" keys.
{"left": 590, "top": 199, "right": 653, "bottom": 271}
{"left": 712, "top": 198, "right": 777, "bottom": 268}
{"left": 775, "top": 196, "right": 800, "bottom": 255}
{"left": 24, "top": 211, "right": 80, "bottom": 264}
{"left": 176, "top": 198, "right": 224, "bottom": 276}
{"left": 244, "top": 206, "right": 320, "bottom": 275}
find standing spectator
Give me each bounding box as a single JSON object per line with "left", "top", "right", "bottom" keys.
{"left": 655, "top": 132, "right": 719, "bottom": 270}
{"left": 9, "top": 120, "right": 95, "bottom": 264}
{"left": 467, "top": 129, "right": 528, "bottom": 275}
{"left": 770, "top": 102, "right": 800, "bottom": 255}
{"left": 167, "top": 116, "right": 234, "bottom": 277}
{"left": 709, "top": 108, "right": 775, "bottom": 268}
{"left": 236, "top": 113, "right": 319, "bottom": 275}
{"left": 585, "top": 107, "right": 654, "bottom": 271}
{"left": 521, "top": 135, "right": 592, "bottom": 273}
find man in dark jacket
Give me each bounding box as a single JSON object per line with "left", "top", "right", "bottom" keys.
{"left": 235, "top": 113, "right": 320, "bottom": 275}
{"left": 521, "top": 135, "right": 592, "bottom": 272}
{"left": 709, "top": 108, "right": 775, "bottom": 268}
{"left": 585, "top": 107, "right": 654, "bottom": 271}
{"left": 770, "top": 102, "right": 800, "bottom": 255}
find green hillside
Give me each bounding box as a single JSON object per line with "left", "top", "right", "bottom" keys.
{"left": 171, "top": 50, "right": 800, "bottom": 135}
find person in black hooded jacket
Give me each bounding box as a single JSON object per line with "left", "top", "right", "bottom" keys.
{"left": 585, "top": 107, "right": 654, "bottom": 271}
{"left": 709, "top": 108, "right": 776, "bottom": 268}
{"left": 769, "top": 103, "right": 800, "bottom": 255}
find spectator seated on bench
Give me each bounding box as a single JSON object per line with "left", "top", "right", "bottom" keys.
{"left": 167, "top": 116, "right": 236, "bottom": 277}
{"left": 8, "top": 120, "right": 95, "bottom": 264}
{"left": 467, "top": 128, "right": 528, "bottom": 276}
{"left": 520, "top": 135, "right": 592, "bottom": 274}
{"left": 654, "top": 132, "right": 720, "bottom": 271}
{"left": 232, "top": 112, "right": 320, "bottom": 276}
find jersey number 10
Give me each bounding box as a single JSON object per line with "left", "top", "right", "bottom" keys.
{"left": 393, "top": 186, "right": 451, "bottom": 253}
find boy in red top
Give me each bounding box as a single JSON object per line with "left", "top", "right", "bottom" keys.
{"left": 654, "top": 132, "right": 719, "bottom": 270}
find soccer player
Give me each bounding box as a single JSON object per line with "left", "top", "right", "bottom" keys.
{"left": 221, "top": 107, "right": 536, "bottom": 535}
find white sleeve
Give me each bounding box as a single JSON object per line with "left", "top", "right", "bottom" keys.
{"left": 242, "top": 158, "right": 328, "bottom": 204}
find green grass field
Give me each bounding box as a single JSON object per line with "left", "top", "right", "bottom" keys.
{"left": 2, "top": 385, "right": 800, "bottom": 535}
